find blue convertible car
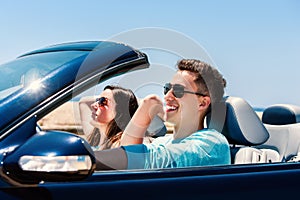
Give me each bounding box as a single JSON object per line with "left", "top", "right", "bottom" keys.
{"left": 0, "top": 41, "right": 300, "bottom": 199}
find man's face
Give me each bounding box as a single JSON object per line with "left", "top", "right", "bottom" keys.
{"left": 164, "top": 70, "right": 202, "bottom": 134}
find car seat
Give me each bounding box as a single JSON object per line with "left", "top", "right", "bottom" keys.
{"left": 260, "top": 104, "right": 300, "bottom": 162}
{"left": 206, "top": 96, "right": 280, "bottom": 164}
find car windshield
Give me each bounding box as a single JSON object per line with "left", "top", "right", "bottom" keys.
{"left": 0, "top": 51, "right": 87, "bottom": 100}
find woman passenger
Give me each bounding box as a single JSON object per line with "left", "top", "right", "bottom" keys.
{"left": 85, "top": 85, "right": 138, "bottom": 150}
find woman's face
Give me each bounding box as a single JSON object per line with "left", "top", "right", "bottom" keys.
{"left": 91, "top": 89, "right": 116, "bottom": 125}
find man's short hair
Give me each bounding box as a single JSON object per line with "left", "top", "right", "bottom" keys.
{"left": 177, "top": 59, "right": 226, "bottom": 103}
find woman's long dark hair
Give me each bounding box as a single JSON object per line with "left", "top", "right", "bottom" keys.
{"left": 88, "top": 85, "right": 138, "bottom": 149}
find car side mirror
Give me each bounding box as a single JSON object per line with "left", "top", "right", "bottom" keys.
{"left": 2, "top": 130, "right": 96, "bottom": 185}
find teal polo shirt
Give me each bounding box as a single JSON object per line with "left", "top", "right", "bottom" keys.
{"left": 122, "top": 128, "right": 231, "bottom": 169}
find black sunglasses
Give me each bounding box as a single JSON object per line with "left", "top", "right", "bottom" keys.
{"left": 95, "top": 97, "right": 108, "bottom": 106}
{"left": 163, "top": 83, "right": 206, "bottom": 98}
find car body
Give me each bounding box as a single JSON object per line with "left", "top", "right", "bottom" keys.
{"left": 0, "top": 41, "right": 300, "bottom": 199}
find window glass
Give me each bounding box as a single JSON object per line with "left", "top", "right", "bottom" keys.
{"left": 0, "top": 51, "right": 87, "bottom": 99}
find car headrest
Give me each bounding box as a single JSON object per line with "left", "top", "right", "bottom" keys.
{"left": 207, "top": 96, "right": 269, "bottom": 146}
{"left": 262, "top": 104, "right": 300, "bottom": 125}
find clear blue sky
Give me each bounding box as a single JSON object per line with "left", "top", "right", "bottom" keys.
{"left": 1, "top": 0, "right": 300, "bottom": 108}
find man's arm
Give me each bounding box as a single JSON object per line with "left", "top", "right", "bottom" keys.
{"left": 94, "top": 147, "right": 128, "bottom": 170}
{"left": 121, "top": 95, "right": 164, "bottom": 146}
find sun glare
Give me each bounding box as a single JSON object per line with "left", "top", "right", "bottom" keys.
{"left": 28, "top": 81, "right": 43, "bottom": 92}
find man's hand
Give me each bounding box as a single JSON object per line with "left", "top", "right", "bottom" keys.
{"left": 121, "top": 95, "right": 165, "bottom": 146}
{"left": 136, "top": 94, "right": 164, "bottom": 127}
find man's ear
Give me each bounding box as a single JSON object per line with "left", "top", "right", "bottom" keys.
{"left": 198, "top": 96, "right": 211, "bottom": 111}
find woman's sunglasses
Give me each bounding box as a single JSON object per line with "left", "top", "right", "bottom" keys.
{"left": 163, "top": 83, "right": 206, "bottom": 98}
{"left": 95, "top": 97, "right": 108, "bottom": 106}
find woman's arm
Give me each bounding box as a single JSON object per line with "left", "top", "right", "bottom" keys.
{"left": 79, "top": 96, "right": 95, "bottom": 138}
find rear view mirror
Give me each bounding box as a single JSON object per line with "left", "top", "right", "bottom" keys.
{"left": 2, "top": 131, "right": 96, "bottom": 185}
